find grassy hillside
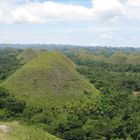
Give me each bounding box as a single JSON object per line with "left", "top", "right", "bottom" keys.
{"left": 68, "top": 49, "right": 140, "bottom": 65}
{"left": 95, "top": 55, "right": 107, "bottom": 62}
{"left": 2, "top": 51, "right": 100, "bottom": 108}
{"left": 108, "top": 53, "right": 128, "bottom": 64}
{"left": 0, "top": 48, "right": 21, "bottom": 83}
{"left": 0, "top": 121, "right": 61, "bottom": 140}
{"left": 128, "top": 55, "right": 140, "bottom": 64}
{"left": 17, "top": 48, "right": 37, "bottom": 64}
{"left": 108, "top": 53, "right": 140, "bottom": 64}
{"left": 76, "top": 49, "right": 96, "bottom": 60}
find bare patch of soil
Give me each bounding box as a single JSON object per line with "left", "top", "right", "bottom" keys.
{"left": 0, "top": 125, "right": 10, "bottom": 133}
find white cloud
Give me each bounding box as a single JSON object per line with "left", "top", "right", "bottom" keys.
{"left": 0, "top": 0, "right": 139, "bottom": 23}
{"left": 11, "top": 2, "right": 92, "bottom": 23}
{"left": 100, "top": 34, "right": 113, "bottom": 39}
{"left": 0, "top": 10, "right": 3, "bottom": 20}
{"left": 124, "top": 0, "right": 140, "bottom": 21}
{"left": 127, "top": 0, "right": 140, "bottom": 6}
{"left": 92, "top": 0, "right": 125, "bottom": 20}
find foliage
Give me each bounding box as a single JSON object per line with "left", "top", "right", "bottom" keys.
{"left": 0, "top": 48, "right": 21, "bottom": 82}
{"left": 0, "top": 87, "right": 25, "bottom": 120}
{"left": 59, "top": 56, "right": 140, "bottom": 140}
{"left": 0, "top": 48, "right": 140, "bottom": 140}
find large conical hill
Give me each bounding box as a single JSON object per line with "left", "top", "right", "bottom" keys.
{"left": 2, "top": 51, "right": 100, "bottom": 107}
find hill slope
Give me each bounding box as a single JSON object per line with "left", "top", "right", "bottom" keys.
{"left": 76, "top": 49, "right": 96, "bottom": 60}
{"left": 128, "top": 55, "right": 140, "bottom": 64}
{"left": 2, "top": 51, "right": 100, "bottom": 107}
{"left": 108, "top": 53, "right": 128, "bottom": 64}
{"left": 17, "top": 48, "right": 37, "bottom": 64}
{"left": 0, "top": 121, "right": 61, "bottom": 140}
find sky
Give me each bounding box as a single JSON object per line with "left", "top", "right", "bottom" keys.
{"left": 0, "top": 0, "right": 140, "bottom": 47}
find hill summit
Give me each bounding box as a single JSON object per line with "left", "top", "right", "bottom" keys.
{"left": 17, "top": 48, "right": 37, "bottom": 63}
{"left": 2, "top": 51, "right": 99, "bottom": 107}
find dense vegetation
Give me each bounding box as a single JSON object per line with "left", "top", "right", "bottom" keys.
{"left": 0, "top": 87, "right": 25, "bottom": 120}
{"left": 0, "top": 48, "right": 21, "bottom": 82}
{"left": 64, "top": 56, "right": 140, "bottom": 139}
{"left": 0, "top": 47, "right": 140, "bottom": 140}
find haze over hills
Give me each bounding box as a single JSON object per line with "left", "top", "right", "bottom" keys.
{"left": 2, "top": 51, "right": 100, "bottom": 108}
{"left": 0, "top": 44, "right": 140, "bottom": 51}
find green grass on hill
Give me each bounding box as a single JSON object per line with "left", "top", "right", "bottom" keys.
{"left": 74, "top": 50, "right": 140, "bottom": 65}
{"left": 95, "top": 55, "right": 107, "bottom": 62}
{"left": 108, "top": 53, "right": 140, "bottom": 64}
{"left": 76, "top": 49, "right": 96, "bottom": 60}
{"left": 17, "top": 48, "right": 37, "bottom": 64}
{"left": 2, "top": 51, "right": 100, "bottom": 108}
{"left": 0, "top": 121, "right": 61, "bottom": 140}
{"left": 108, "top": 53, "right": 128, "bottom": 64}
{"left": 128, "top": 56, "right": 140, "bottom": 64}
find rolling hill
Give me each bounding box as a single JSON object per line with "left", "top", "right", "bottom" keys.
{"left": 108, "top": 53, "right": 128, "bottom": 64}
{"left": 71, "top": 49, "right": 140, "bottom": 65}
{"left": 2, "top": 51, "right": 100, "bottom": 108}
{"left": 95, "top": 55, "right": 107, "bottom": 62}
{"left": 128, "top": 55, "right": 140, "bottom": 64}
{"left": 76, "top": 49, "right": 96, "bottom": 60}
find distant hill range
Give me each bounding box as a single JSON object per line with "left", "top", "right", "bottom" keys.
{"left": 0, "top": 45, "right": 139, "bottom": 64}
{"left": 0, "top": 44, "right": 140, "bottom": 53}
{"left": 64, "top": 48, "right": 140, "bottom": 65}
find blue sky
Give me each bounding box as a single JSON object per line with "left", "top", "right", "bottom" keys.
{"left": 16, "top": 0, "right": 92, "bottom": 7}
{"left": 0, "top": 0, "right": 140, "bottom": 47}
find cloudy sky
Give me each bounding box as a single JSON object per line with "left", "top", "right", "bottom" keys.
{"left": 0, "top": 0, "right": 140, "bottom": 47}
